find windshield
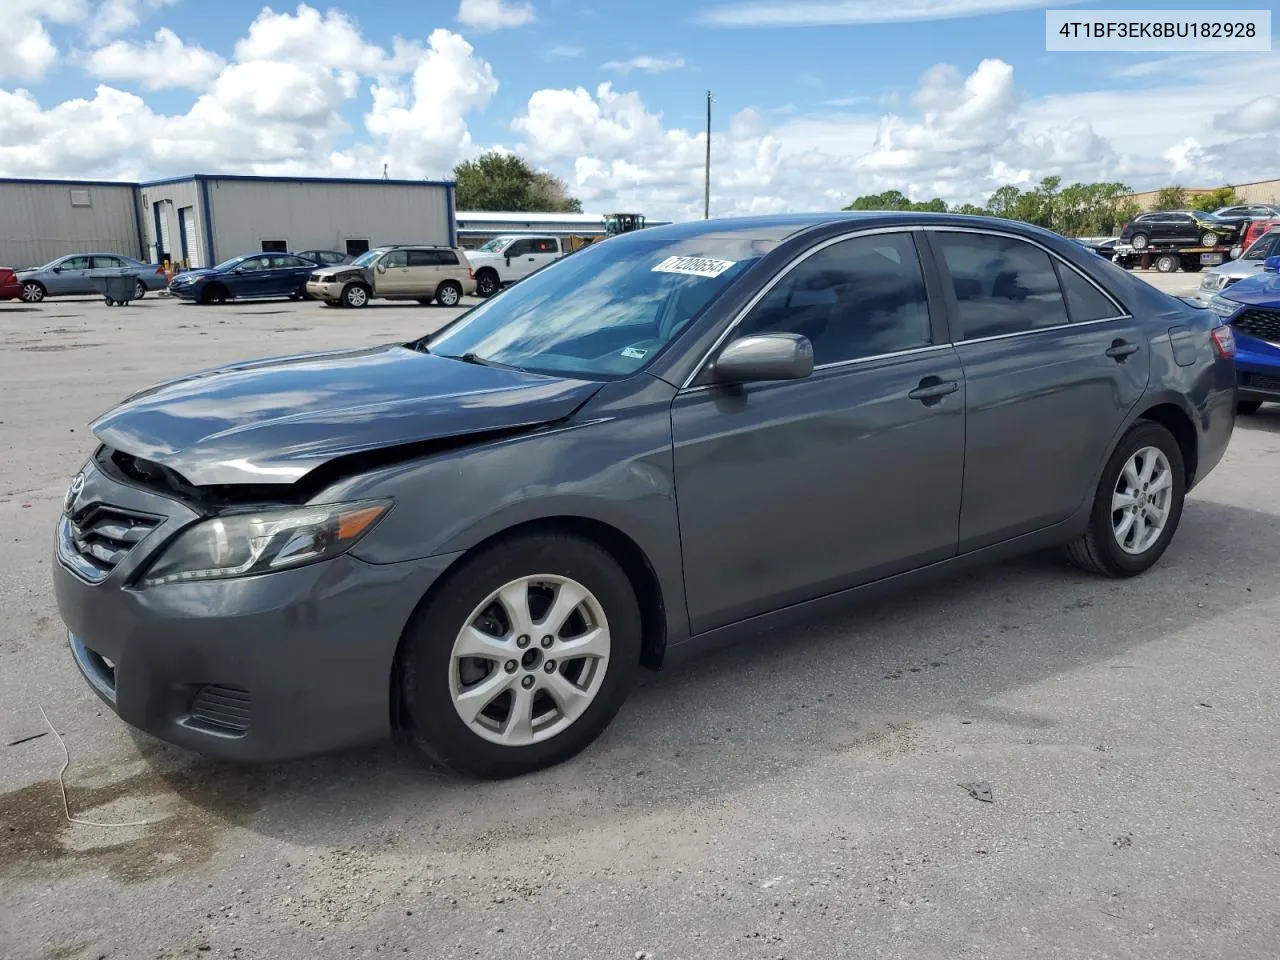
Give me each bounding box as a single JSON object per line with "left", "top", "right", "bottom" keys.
{"left": 1243, "top": 234, "right": 1279, "bottom": 260}
{"left": 429, "top": 233, "right": 770, "bottom": 379}
{"left": 477, "top": 238, "right": 513, "bottom": 252}
{"left": 351, "top": 249, "right": 382, "bottom": 267}
{"left": 213, "top": 256, "right": 245, "bottom": 272}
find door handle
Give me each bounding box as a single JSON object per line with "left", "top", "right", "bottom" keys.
{"left": 907, "top": 377, "right": 959, "bottom": 404}
{"left": 1106, "top": 339, "right": 1139, "bottom": 361}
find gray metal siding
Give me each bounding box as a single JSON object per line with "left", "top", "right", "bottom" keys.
{"left": 206, "top": 180, "right": 452, "bottom": 259}
{"left": 0, "top": 182, "right": 141, "bottom": 269}
{"left": 140, "top": 180, "right": 204, "bottom": 267}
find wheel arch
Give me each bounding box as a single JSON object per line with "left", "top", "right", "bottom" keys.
{"left": 1137, "top": 401, "right": 1198, "bottom": 487}
{"left": 389, "top": 514, "right": 669, "bottom": 733}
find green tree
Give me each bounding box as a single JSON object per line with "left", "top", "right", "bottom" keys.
{"left": 1152, "top": 185, "right": 1188, "bottom": 210}
{"left": 843, "top": 190, "right": 947, "bottom": 212}
{"left": 1190, "top": 186, "right": 1242, "bottom": 212}
{"left": 949, "top": 202, "right": 988, "bottom": 216}
{"left": 453, "top": 151, "right": 583, "bottom": 212}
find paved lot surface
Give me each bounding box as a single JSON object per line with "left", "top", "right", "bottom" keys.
{"left": 2, "top": 284, "right": 1277, "bottom": 960}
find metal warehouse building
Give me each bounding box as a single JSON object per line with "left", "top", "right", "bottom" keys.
{"left": 0, "top": 174, "right": 457, "bottom": 270}
{"left": 454, "top": 211, "right": 673, "bottom": 248}
{"left": 141, "top": 175, "right": 456, "bottom": 269}
{"left": 0, "top": 178, "right": 145, "bottom": 268}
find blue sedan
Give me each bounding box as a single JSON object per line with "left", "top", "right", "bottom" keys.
{"left": 15, "top": 254, "right": 168, "bottom": 303}
{"left": 169, "top": 253, "right": 321, "bottom": 304}
{"left": 1208, "top": 253, "right": 1280, "bottom": 413}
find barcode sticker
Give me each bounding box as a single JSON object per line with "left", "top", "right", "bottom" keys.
{"left": 652, "top": 255, "right": 737, "bottom": 278}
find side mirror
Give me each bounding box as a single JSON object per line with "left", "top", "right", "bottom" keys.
{"left": 233, "top": 267, "right": 245, "bottom": 274}
{"left": 376, "top": 262, "right": 387, "bottom": 273}
{"left": 1265, "top": 255, "right": 1280, "bottom": 272}
{"left": 505, "top": 255, "right": 512, "bottom": 266}
{"left": 53, "top": 267, "right": 62, "bottom": 273}
{"left": 713, "top": 333, "right": 814, "bottom": 384}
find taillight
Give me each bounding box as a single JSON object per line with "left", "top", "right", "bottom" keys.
{"left": 468, "top": 267, "right": 474, "bottom": 279}
{"left": 1211, "top": 324, "right": 1235, "bottom": 358}
{"left": 155, "top": 264, "right": 165, "bottom": 274}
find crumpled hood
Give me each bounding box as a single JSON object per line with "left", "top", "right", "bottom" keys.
{"left": 91, "top": 345, "right": 603, "bottom": 485}
{"left": 1222, "top": 271, "right": 1280, "bottom": 307}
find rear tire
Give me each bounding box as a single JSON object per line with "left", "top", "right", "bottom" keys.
{"left": 1130, "top": 233, "right": 1149, "bottom": 250}
{"left": 1064, "top": 421, "right": 1185, "bottom": 578}
{"left": 436, "top": 280, "right": 463, "bottom": 307}
{"left": 475, "top": 269, "right": 499, "bottom": 298}
{"left": 1200, "top": 231, "right": 1220, "bottom": 247}
{"left": 1154, "top": 254, "right": 1179, "bottom": 273}
{"left": 399, "top": 532, "right": 641, "bottom": 779}
{"left": 1238, "top": 401, "right": 1263, "bottom": 415}
{"left": 134, "top": 281, "right": 147, "bottom": 300}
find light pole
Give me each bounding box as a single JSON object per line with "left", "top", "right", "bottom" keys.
{"left": 704, "top": 90, "right": 713, "bottom": 219}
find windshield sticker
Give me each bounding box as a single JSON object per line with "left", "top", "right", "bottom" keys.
{"left": 652, "top": 255, "right": 737, "bottom": 279}
{"left": 621, "top": 346, "right": 649, "bottom": 360}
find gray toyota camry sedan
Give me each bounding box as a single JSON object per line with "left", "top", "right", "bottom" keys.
{"left": 53, "top": 213, "right": 1237, "bottom": 778}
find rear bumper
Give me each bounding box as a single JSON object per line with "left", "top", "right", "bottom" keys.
{"left": 0, "top": 281, "right": 20, "bottom": 300}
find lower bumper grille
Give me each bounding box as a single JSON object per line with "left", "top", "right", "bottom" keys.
{"left": 1240, "top": 371, "right": 1280, "bottom": 393}
{"left": 189, "top": 685, "right": 252, "bottom": 734}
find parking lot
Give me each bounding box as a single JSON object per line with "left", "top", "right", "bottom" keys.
{"left": 2, "top": 279, "right": 1278, "bottom": 959}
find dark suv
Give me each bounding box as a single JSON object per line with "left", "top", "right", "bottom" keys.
{"left": 1120, "top": 211, "right": 1237, "bottom": 250}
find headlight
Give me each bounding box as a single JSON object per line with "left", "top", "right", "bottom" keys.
{"left": 140, "top": 499, "right": 391, "bottom": 586}
{"left": 1208, "top": 296, "right": 1242, "bottom": 319}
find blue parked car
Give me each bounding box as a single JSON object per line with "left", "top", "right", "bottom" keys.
{"left": 169, "top": 253, "right": 321, "bottom": 305}
{"left": 15, "top": 253, "right": 167, "bottom": 303}
{"left": 1208, "top": 253, "right": 1280, "bottom": 414}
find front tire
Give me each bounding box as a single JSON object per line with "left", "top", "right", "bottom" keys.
{"left": 199, "top": 283, "right": 228, "bottom": 305}
{"left": 1238, "top": 401, "right": 1263, "bottom": 415}
{"left": 1064, "top": 421, "right": 1185, "bottom": 578}
{"left": 1154, "top": 254, "right": 1179, "bottom": 273}
{"left": 20, "top": 281, "right": 45, "bottom": 303}
{"left": 399, "top": 532, "right": 641, "bottom": 779}
{"left": 342, "top": 283, "right": 370, "bottom": 308}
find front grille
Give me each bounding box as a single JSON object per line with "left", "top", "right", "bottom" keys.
{"left": 189, "top": 685, "right": 252, "bottom": 733}
{"left": 66, "top": 505, "right": 159, "bottom": 576}
{"left": 1233, "top": 308, "right": 1280, "bottom": 344}
{"left": 1241, "top": 372, "right": 1280, "bottom": 393}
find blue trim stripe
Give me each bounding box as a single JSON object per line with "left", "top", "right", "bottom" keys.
{"left": 446, "top": 182, "right": 457, "bottom": 247}
{"left": 0, "top": 177, "right": 135, "bottom": 188}
{"left": 139, "top": 173, "right": 456, "bottom": 189}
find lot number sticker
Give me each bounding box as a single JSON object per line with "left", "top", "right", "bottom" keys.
{"left": 652, "top": 255, "right": 737, "bottom": 278}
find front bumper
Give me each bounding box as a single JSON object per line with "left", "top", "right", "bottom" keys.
{"left": 168, "top": 284, "right": 197, "bottom": 300}
{"left": 1234, "top": 331, "right": 1280, "bottom": 403}
{"left": 306, "top": 280, "right": 345, "bottom": 300}
{"left": 51, "top": 458, "right": 460, "bottom": 761}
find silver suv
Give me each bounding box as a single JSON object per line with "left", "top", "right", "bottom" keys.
{"left": 306, "top": 245, "right": 477, "bottom": 308}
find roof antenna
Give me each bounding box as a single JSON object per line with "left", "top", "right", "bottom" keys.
{"left": 382, "top": 163, "right": 389, "bottom": 180}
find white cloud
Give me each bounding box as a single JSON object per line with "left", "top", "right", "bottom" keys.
{"left": 602, "top": 56, "right": 686, "bottom": 74}
{"left": 84, "top": 28, "right": 227, "bottom": 91}
{"left": 2, "top": 0, "right": 85, "bottom": 82}
{"left": 235, "top": 4, "right": 421, "bottom": 76}
{"left": 87, "top": 0, "right": 180, "bottom": 43}
{"left": 698, "top": 0, "right": 1067, "bottom": 26}
{"left": 1214, "top": 96, "right": 1280, "bottom": 135}
{"left": 545, "top": 45, "right": 583, "bottom": 59}
{"left": 456, "top": 0, "right": 536, "bottom": 31}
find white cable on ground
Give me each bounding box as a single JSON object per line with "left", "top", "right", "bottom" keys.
{"left": 38, "top": 705, "right": 161, "bottom": 828}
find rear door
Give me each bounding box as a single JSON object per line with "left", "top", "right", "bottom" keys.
{"left": 88, "top": 255, "right": 125, "bottom": 292}
{"left": 529, "top": 237, "right": 561, "bottom": 273}
{"left": 924, "top": 228, "right": 1150, "bottom": 551}
{"left": 273, "top": 255, "right": 317, "bottom": 295}
{"left": 405, "top": 249, "right": 440, "bottom": 295}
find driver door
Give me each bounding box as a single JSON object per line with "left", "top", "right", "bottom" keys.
{"left": 373, "top": 249, "right": 410, "bottom": 295}
{"left": 50, "top": 256, "right": 93, "bottom": 295}
{"left": 503, "top": 239, "right": 539, "bottom": 280}
{"left": 671, "top": 230, "right": 965, "bottom": 633}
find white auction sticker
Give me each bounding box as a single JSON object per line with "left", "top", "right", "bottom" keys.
{"left": 652, "top": 255, "right": 737, "bottom": 278}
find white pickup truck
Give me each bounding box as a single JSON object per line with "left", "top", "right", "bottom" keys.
{"left": 467, "top": 235, "right": 567, "bottom": 297}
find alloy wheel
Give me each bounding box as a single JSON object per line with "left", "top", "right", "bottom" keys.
{"left": 21, "top": 282, "right": 43, "bottom": 303}
{"left": 449, "top": 575, "right": 611, "bottom": 747}
{"left": 1112, "top": 446, "right": 1173, "bottom": 555}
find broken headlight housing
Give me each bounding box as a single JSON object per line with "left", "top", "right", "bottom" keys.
{"left": 140, "top": 500, "right": 391, "bottom": 586}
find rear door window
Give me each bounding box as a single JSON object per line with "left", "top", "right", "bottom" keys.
{"left": 406, "top": 250, "right": 436, "bottom": 267}
{"left": 1056, "top": 264, "right": 1122, "bottom": 323}
{"left": 932, "top": 232, "right": 1070, "bottom": 340}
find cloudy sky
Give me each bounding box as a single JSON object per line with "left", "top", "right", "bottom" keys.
{"left": 1, "top": 0, "right": 1276, "bottom": 218}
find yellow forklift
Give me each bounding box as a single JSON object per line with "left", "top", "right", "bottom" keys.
{"left": 564, "top": 213, "right": 649, "bottom": 253}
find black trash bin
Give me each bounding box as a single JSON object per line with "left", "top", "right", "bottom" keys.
{"left": 91, "top": 271, "right": 141, "bottom": 306}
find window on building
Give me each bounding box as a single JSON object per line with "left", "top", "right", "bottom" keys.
{"left": 734, "top": 232, "right": 933, "bottom": 366}
{"left": 933, "top": 232, "right": 1070, "bottom": 340}
{"left": 260, "top": 239, "right": 288, "bottom": 253}
{"left": 69, "top": 190, "right": 91, "bottom": 208}
{"left": 345, "top": 238, "right": 371, "bottom": 257}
